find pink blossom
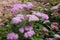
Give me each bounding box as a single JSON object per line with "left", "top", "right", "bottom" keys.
{"left": 32, "top": 11, "right": 42, "bottom": 17}
{"left": 54, "top": 34, "right": 60, "bottom": 38}
{"left": 32, "top": 11, "right": 49, "bottom": 20}
{"left": 12, "top": 4, "right": 24, "bottom": 9}
{"left": 19, "top": 26, "right": 33, "bottom": 33}
{"left": 50, "top": 22, "right": 58, "bottom": 30}
{"left": 7, "top": 32, "right": 18, "bottom": 40}
{"left": 25, "top": 26, "right": 33, "bottom": 31}
{"left": 40, "top": 13, "right": 49, "bottom": 20}
{"left": 16, "top": 14, "right": 24, "bottom": 20}
{"left": 22, "top": 4, "right": 27, "bottom": 8}
{"left": 24, "top": 30, "right": 35, "bottom": 38}
{"left": 11, "top": 4, "right": 24, "bottom": 13}
{"left": 19, "top": 27, "right": 24, "bottom": 33}
{"left": 50, "top": 6, "right": 59, "bottom": 10}
{"left": 19, "top": 25, "right": 35, "bottom": 38}
{"left": 11, "top": 7, "right": 19, "bottom": 13}
{"left": 21, "top": 2, "right": 34, "bottom": 10}
{"left": 26, "top": 14, "right": 39, "bottom": 22}
{"left": 11, "top": 17, "right": 22, "bottom": 24}
{"left": 25, "top": 2, "right": 34, "bottom": 9}
{"left": 50, "top": 4, "right": 60, "bottom": 10}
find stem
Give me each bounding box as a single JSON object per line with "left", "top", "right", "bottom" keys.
{"left": 46, "top": 25, "right": 55, "bottom": 34}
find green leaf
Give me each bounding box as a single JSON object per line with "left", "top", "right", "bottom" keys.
{"left": 31, "top": 37, "right": 43, "bottom": 40}
{"left": 21, "top": 0, "right": 25, "bottom": 3}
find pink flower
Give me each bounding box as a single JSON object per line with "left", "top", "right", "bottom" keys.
{"left": 16, "top": 14, "right": 24, "bottom": 20}
{"left": 22, "top": 4, "right": 27, "bottom": 8}
{"left": 40, "top": 13, "right": 49, "bottom": 20}
{"left": 19, "top": 27, "right": 24, "bottom": 33}
{"left": 11, "top": 2, "right": 34, "bottom": 13}
{"left": 21, "top": 2, "right": 34, "bottom": 10}
{"left": 50, "top": 4, "right": 60, "bottom": 10}
{"left": 19, "top": 26, "right": 33, "bottom": 33}
{"left": 25, "top": 2, "right": 34, "bottom": 9}
{"left": 25, "top": 26, "right": 33, "bottom": 31}
{"left": 54, "top": 34, "right": 60, "bottom": 38}
{"left": 50, "top": 6, "right": 59, "bottom": 10}
{"left": 11, "top": 7, "right": 19, "bottom": 13}
{"left": 12, "top": 4, "right": 24, "bottom": 9}
{"left": 32, "top": 11, "right": 49, "bottom": 20}
{"left": 19, "top": 25, "right": 35, "bottom": 38}
{"left": 50, "top": 22, "right": 58, "bottom": 30}
{"left": 32, "top": 11, "right": 42, "bottom": 17}
{"left": 26, "top": 14, "right": 39, "bottom": 22}
{"left": 11, "top": 17, "right": 22, "bottom": 24}
{"left": 7, "top": 32, "right": 18, "bottom": 40}
{"left": 24, "top": 30, "right": 35, "bottom": 38}
{"left": 11, "top": 4, "right": 24, "bottom": 13}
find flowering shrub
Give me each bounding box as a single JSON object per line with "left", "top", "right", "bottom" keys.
{"left": 0, "top": 0, "right": 60, "bottom": 40}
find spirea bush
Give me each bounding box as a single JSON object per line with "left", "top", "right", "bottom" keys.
{"left": 0, "top": 0, "right": 60, "bottom": 40}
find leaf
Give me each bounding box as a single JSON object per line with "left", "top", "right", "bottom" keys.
{"left": 21, "top": 0, "right": 25, "bottom": 3}
{"left": 53, "top": 0, "right": 60, "bottom": 3}
{"left": 31, "top": 37, "right": 43, "bottom": 40}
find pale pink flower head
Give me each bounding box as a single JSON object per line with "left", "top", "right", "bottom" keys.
{"left": 24, "top": 30, "right": 35, "bottom": 38}
{"left": 16, "top": 14, "right": 24, "bottom": 20}
{"left": 40, "top": 13, "right": 49, "bottom": 20}
{"left": 11, "top": 4, "right": 24, "bottom": 13}
{"left": 50, "top": 4, "right": 60, "bottom": 10}
{"left": 19, "top": 25, "right": 35, "bottom": 38}
{"left": 12, "top": 4, "right": 24, "bottom": 9}
{"left": 32, "top": 11, "right": 42, "bottom": 17}
{"left": 32, "top": 11, "right": 49, "bottom": 20}
{"left": 25, "top": 2, "right": 34, "bottom": 9}
{"left": 50, "top": 22, "right": 58, "bottom": 30}
{"left": 11, "top": 17, "right": 22, "bottom": 24}
{"left": 7, "top": 32, "right": 18, "bottom": 40}
{"left": 22, "top": 4, "right": 27, "bottom": 8}
{"left": 11, "top": 7, "right": 19, "bottom": 13}
{"left": 19, "top": 25, "right": 33, "bottom": 33}
{"left": 26, "top": 14, "right": 39, "bottom": 22}
{"left": 50, "top": 6, "right": 59, "bottom": 10}
{"left": 25, "top": 26, "right": 33, "bottom": 31}
{"left": 54, "top": 34, "right": 60, "bottom": 38}
{"left": 19, "top": 27, "right": 24, "bottom": 33}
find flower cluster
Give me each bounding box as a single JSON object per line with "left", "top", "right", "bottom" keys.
{"left": 0, "top": 0, "right": 60, "bottom": 40}
{"left": 19, "top": 26, "right": 35, "bottom": 38}
{"left": 7, "top": 32, "right": 18, "bottom": 40}
{"left": 11, "top": 2, "right": 34, "bottom": 13}
{"left": 11, "top": 12, "right": 49, "bottom": 24}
